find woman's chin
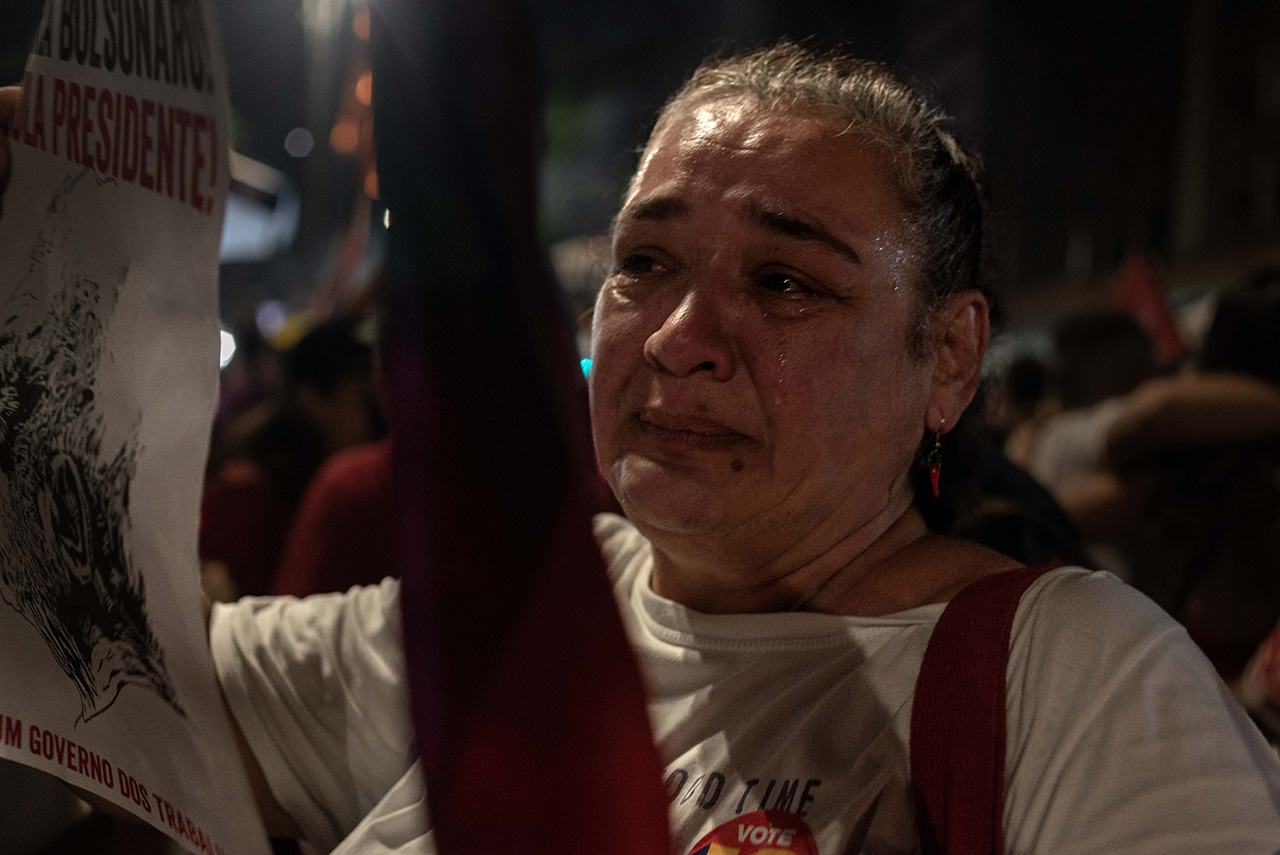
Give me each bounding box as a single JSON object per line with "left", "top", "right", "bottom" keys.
{"left": 610, "top": 455, "right": 741, "bottom": 538}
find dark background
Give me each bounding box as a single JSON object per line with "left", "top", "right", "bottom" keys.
{"left": 4, "top": 0, "right": 1278, "bottom": 325}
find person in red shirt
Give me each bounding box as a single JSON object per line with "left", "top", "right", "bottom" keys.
{"left": 271, "top": 435, "right": 394, "bottom": 597}
{"left": 200, "top": 318, "right": 383, "bottom": 596}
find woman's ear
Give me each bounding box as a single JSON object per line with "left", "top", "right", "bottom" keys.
{"left": 927, "top": 290, "right": 990, "bottom": 428}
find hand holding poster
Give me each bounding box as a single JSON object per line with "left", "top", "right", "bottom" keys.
{"left": 0, "top": 2, "right": 270, "bottom": 853}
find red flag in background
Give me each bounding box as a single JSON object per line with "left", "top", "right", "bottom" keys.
{"left": 1109, "top": 252, "right": 1186, "bottom": 366}
{"left": 370, "top": 2, "right": 670, "bottom": 854}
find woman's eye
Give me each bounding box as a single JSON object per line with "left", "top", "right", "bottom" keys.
{"left": 758, "top": 271, "right": 814, "bottom": 296}
{"left": 615, "top": 253, "right": 663, "bottom": 276}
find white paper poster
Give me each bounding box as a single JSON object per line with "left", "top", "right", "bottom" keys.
{"left": 0, "top": 2, "right": 270, "bottom": 853}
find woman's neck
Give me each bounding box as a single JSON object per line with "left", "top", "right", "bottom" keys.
{"left": 645, "top": 502, "right": 1021, "bottom": 617}
{"left": 646, "top": 492, "right": 918, "bottom": 615}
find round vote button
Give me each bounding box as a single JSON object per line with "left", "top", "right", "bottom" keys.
{"left": 686, "top": 810, "right": 820, "bottom": 855}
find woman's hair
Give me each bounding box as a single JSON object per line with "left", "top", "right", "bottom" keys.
{"left": 643, "top": 42, "right": 991, "bottom": 349}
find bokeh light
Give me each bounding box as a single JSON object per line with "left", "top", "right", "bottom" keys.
{"left": 219, "top": 330, "right": 237, "bottom": 368}
{"left": 283, "top": 127, "right": 315, "bottom": 158}
{"left": 352, "top": 7, "right": 370, "bottom": 41}
{"left": 330, "top": 121, "right": 359, "bottom": 154}
{"left": 255, "top": 300, "right": 288, "bottom": 338}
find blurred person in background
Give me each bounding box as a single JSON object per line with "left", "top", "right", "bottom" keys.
{"left": 1070, "top": 269, "right": 1280, "bottom": 679}
{"left": 269, "top": 432, "right": 394, "bottom": 597}
{"left": 985, "top": 355, "right": 1050, "bottom": 448}
{"left": 927, "top": 387, "right": 1091, "bottom": 570}
{"left": 945, "top": 354, "right": 1092, "bottom": 569}
{"left": 1006, "top": 309, "right": 1157, "bottom": 579}
{"left": 269, "top": 314, "right": 395, "bottom": 597}
{"left": 270, "top": 237, "right": 623, "bottom": 599}
{"left": 200, "top": 316, "right": 385, "bottom": 599}
{"left": 213, "top": 322, "right": 288, "bottom": 445}
{"left": 1008, "top": 310, "right": 1155, "bottom": 493}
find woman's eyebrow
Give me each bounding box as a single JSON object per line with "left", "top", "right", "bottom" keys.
{"left": 750, "top": 204, "right": 862, "bottom": 265}
{"left": 615, "top": 196, "right": 688, "bottom": 226}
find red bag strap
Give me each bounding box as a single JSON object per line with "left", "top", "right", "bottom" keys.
{"left": 910, "top": 566, "right": 1050, "bottom": 855}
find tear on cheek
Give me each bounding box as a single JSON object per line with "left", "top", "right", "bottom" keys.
{"left": 730, "top": 458, "right": 744, "bottom": 473}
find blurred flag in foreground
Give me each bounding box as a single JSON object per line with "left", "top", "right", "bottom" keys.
{"left": 371, "top": 1, "right": 671, "bottom": 854}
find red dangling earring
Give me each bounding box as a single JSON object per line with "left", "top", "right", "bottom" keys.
{"left": 926, "top": 420, "right": 944, "bottom": 498}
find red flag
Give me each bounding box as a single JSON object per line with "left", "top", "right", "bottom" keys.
{"left": 1109, "top": 252, "right": 1185, "bottom": 366}
{"left": 371, "top": 2, "right": 671, "bottom": 854}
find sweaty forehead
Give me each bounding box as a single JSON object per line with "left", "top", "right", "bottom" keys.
{"left": 624, "top": 97, "right": 909, "bottom": 238}
{"left": 665, "top": 97, "right": 802, "bottom": 153}
{"left": 634, "top": 98, "right": 834, "bottom": 184}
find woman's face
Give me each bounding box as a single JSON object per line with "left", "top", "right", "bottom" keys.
{"left": 589, "top": 97, "right": 941, "bottom": 554}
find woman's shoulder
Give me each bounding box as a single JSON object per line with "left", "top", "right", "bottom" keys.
{"left": 1013, "top": 566, "right": 1175, "bottom": 647}
{"left": 1004, "top": 566, "right": 1212, "bottom": 715}
{"left": 999, "top": 568, "right": 1280, "bottom": 850}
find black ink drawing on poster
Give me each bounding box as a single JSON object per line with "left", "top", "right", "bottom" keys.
{"left": 0, "top": 167, "right": 183, "bottom": 724}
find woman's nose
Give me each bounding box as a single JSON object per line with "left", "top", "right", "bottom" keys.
{"left": 642, "top": 287, "right": 736, "bottom": 381}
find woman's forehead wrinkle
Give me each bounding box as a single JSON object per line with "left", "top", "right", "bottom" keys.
{"left": 625, "top": 102, "right": 912, "bottom": 265}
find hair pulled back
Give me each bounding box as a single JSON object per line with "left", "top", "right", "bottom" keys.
{"left": 645, "top": 42, "right": 990, "bottom": 331}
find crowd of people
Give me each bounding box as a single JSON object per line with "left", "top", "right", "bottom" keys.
{"left": 995, "top": 271, "right": 1280, "bottom": 687}
{"left": 201, "top": 315, "right": 393, "bottom": 601}
{"left": 4, "top": 35, "right": 1280, "bottom": 855}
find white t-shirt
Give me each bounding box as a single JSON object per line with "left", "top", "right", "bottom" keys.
{"left": 210, "top": 516, "right": 1280, "bottom": 854}
{"left": 210, "top": 578, "right": 429, "bottom": 855}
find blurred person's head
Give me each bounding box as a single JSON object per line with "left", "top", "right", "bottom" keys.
{"left": 1053, "top": 310, "right": 1154, "bottom": 410}
{"left": 588, "top": 42, "right": 994, "bottom": 570}
{"left": 287, "top": 317, "right": 380, "bottom": 452}
{"left": 983, "top": 356, "right": 1049, "bottom": 437}
{"left": 1200, "top": 267, "right": 1280, "bottom": 386}
{"left": 1005, "top": 357, "right": 1049, "bottom": 415}
{"left": 216, "top": 325, "right": 284, "bottom": 408}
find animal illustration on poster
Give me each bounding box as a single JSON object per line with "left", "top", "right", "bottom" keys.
{"left": 0, "top": 167, "right": 182, "bottom": 724}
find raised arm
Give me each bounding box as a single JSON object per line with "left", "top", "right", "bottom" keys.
{"left": 201, "top": 592, "right": 302, "bottom": 840}
{"left": 1105, "top": 371, "right": 1280, "bottom": 470}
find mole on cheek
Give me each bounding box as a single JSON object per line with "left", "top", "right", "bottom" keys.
{"left": 730, "top": 459, "right": 744, "bottom": 472}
